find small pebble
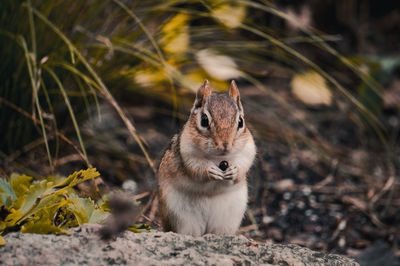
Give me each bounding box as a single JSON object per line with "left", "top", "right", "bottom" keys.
{"left": 283, "top": 192, "right": 292, "bottom": 200}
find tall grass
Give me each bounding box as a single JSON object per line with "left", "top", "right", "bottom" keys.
{"left": 0, "top": 0, "right": 395, "bottom": 177}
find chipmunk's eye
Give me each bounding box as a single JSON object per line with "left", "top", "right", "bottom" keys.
{"left": 201, "top": 113, "right": 209, "bottom": 128}
{"left": 238, "top": 116, "right": 243, "bottom": 129}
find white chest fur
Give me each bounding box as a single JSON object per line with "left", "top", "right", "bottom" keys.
{"left": 164, "top": 181, "right": 248, "bottom": 236}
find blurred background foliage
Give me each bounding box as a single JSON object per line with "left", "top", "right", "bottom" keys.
{"left": 1, "top": 0, "right": 399, "bottom": 258}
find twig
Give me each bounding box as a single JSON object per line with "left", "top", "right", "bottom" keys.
{"left": 140, "top": 190, "right": 156, "bottom": 216}
{"left": 133, "top": 191, "right": 151, "bottom": 201}
{"left": 148, "top": 195, "right": 159, "bottom": 222}
{"left": 370, "top": 176, "right": 395, "bottom": 204}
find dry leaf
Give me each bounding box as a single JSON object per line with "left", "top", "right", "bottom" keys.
{"left": 291, "top": 71, "right": 332, "bottom": 106}
{"left": 196, "top": 49, "right": 241, "bottom": 80}
{"left": 161, "top": 14, "right": 189, "bottom": 54}
{"left": 212, "top": 4, "right": 246, "bottom": 28}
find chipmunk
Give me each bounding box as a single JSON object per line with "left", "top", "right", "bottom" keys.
{"left": 158, "top": 80, "right": 256, "bottom": 236}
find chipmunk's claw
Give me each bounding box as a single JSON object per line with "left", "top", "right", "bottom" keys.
{"left": 208, "top": 165, "right": 224, "bottom": 180}
{"left": 223, "top": 165, "right": 238, "bottom": 180}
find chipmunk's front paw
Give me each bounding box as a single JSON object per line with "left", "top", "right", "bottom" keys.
{"left": 223, "top": 165, "right": 238, "bottom": 181}
{"left": 207, "top": 165, "right": 225, "bottom": 181}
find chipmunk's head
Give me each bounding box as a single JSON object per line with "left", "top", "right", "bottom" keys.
{"left": 187, "top": 80, "right": 249, "bottom": 156}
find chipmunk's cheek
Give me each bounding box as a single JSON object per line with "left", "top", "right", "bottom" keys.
{"left": 205, "top": 139, "right": 214, "bottom": 153}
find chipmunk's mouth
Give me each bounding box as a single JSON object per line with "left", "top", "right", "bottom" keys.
{"left": 210, "top": 150, "right": 235, "bottom": 160}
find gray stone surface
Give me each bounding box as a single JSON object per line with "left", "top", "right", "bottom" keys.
{"left": 1, "top": 224, "right": 359, "bottom": 266}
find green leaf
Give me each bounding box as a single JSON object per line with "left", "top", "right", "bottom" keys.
{"left": 0, "top": 169, "right": 112, "bottom": 235}
{"left": 29, "top": 196, "right": 69, "bottom": 222}
{"left": 20, "top": 180, "right": 54, "bottom": 215}
{"left": 20, "top": 200, "right": 71, "bottom": 235}
{"left": 0, "top": 177, "right": 17, "bottom": 204}
{"left": 68, "top": 196, "right": 109, "bottom": 225}
{"left": 5, "top": 180, "right": 53, "bottom": 225}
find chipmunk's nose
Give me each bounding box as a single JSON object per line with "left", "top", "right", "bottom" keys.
{"left": 223, "top": 142, "right": 230, "bottom": 151}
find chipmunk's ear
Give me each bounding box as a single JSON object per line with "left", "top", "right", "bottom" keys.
{"left": 194, "top": 80, "right": 211, "bottom": 109}
{"left": 229, "top": 80, "right": 243, "bottom": 112}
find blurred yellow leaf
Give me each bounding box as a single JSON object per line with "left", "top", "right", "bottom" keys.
{"left": 134, "top": 68, "right": 165, "bottom": 88}
{"left": 291, "top": 71, "right": 332, "bottom": 106}
{"left": 212, "top": 4, "right": 246, "bottom": 28}
{"left": 196, "top": 49, "right": 241, "bottom": 80}
{"left": 161, "top": 14, "right": 189, "bottom": 54}
{"left": 0, "top": 235, "right": 5, "bottom": 246}
{"left": 183, "top": 71, "right": 227, "bottom": 92}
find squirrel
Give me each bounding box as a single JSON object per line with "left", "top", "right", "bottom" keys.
{"left": 158, "top": 80, "right": 256, "bottom": 236}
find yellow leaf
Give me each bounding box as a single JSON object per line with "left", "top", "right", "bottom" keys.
{"left": 161, "top": 14, "right": 189, "bottom": 54}
{"left": 70, "top": 168, "right": 100, "bottom": 187}
{"left": 54, "top": 168, "right": 99, "bottom": 189}
{"left": 4, "top": 209, "right": 23, "bottom": 225}
{"left": 20, "top": 203, "right": 71, "bottom": 235}
{"left": 10, "top": 174, "right": 32, "bottom": 197}
{"left": 21, "top": 219, "right": 70, "bottom": 235}
{"left": 0, "top": 235, "right": 5, "bottom": 246}
{"left": 291, "top": 71, "right": 332, "bottom": 106}
{"left": 0, "top": 221, "right": 6, "bottom": 231}
{"left": 196, "top": 49, "right": 241, "bottom": 80}
{"left": 212, "top": 4, "right": 246, "bottom": 28}
{"left": 134, "top": 68, "right": 165, "bottom": 88}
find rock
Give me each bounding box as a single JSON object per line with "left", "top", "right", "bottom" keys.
{"left": 1, "top": 224, "right": 359, "bottom": 266}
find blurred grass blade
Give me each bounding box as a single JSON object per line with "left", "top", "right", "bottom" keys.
{"left": 74, "top": 75, "right": 93, "bottom": 122}
{"left": 237, "top": 23, "right": 387, "bottom": 145}
{"left": 30, "top": 6, "right": 155, "bottom": 172}
{"left": 57, "top": 62, "right": 101, "bottom": 121}
{"left": 27, "top": 0, "right": 36, "bottom": 66}
{"left": 40, "top": 78, "right": 60, "bottom": 161}
{"left": 43, "top": 66, "right": 90, "bottom": 167}
{"left": 23, "top": 3, "right": 75, "bottom": 64}
{"left": 113, "top": 0, "right": 166, "bottom": 64}
{"left": 237, "top": 0, "right": 383, "bottom": 106}
{"left": 18, "top": 36, "right": 53, "bottom": 171}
